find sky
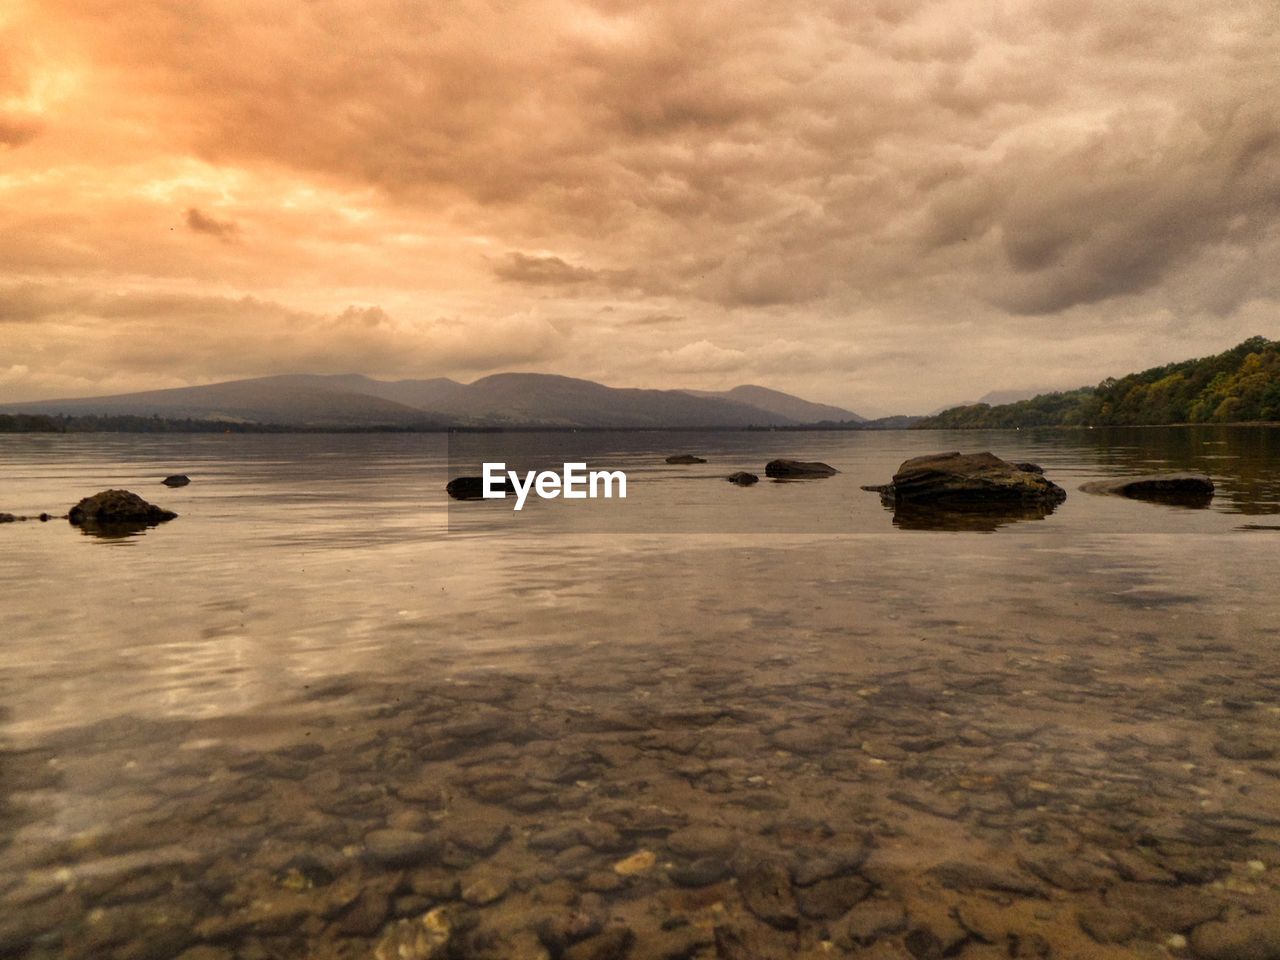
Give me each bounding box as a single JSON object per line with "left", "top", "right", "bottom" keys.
{"left": 2, "top": 0, "right": 1278, "bottom": 414}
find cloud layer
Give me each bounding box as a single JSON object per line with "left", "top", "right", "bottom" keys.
{"left": 2, "top": 0, "right": 1279, "bottom": 410}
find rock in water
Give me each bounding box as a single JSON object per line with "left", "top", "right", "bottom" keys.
{"left": 161, "top": 474, "right": 190, "bottom": 487}
{"left": 727, "top": 472, "right": 759, "bottom": 486}
{"left": 68, "top": 490, "right": 177, "bottom": 526}
{"left": 764, "top": 459, "right": 839, "bottom": 479}
{"left": 1079, "top": 473, "right": 1214, "bottom": 504}
{"left": 0, "top": 513, "right": 15, "bottom": 523}
{"left": 446, "top": 476, "right": 514, "bottom": 500}
{"left": 868, "top": 452, "right": 1067, "bottom": 506}
{"left": 666, "top": 455, "right": 707, "bottom": 464}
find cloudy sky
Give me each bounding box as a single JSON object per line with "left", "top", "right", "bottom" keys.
{"left": 2, "top": 0, "right": 1278, "bottom": 413}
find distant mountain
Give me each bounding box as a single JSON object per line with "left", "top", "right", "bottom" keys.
{"left": 0, "top": 377, "right": 437, "bottom": 427}
{"left": 684, "top": 385, "right": 864, "bottom": 424}
{"left": 916, "top": 336, "right": 1280, "bottom": 428}
{"left": 978, "top": 388, "right": 1049, "bottom": 406}
{"left": 2, "top": 372, "right": 867, "bottom": 429}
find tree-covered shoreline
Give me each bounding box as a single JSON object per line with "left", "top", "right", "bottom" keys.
{"left": 918, "top": 337, "right": 1280, "bottom": 428}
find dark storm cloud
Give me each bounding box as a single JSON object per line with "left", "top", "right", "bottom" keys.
{"left": 185, "top": 207, "right": 240, "bottom": 242}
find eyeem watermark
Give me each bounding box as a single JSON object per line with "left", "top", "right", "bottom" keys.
{"left": 483, "top": 462, "right": 627, "bottom": 511}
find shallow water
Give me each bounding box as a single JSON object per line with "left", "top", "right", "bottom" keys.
{"left": 1, "top": 427, "right": 1279, "bottom": 959}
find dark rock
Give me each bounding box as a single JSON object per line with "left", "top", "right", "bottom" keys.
{"left": 834, "top": 898, "right": 907, "bottom": 947}
{"left": 904, "top": 925, "right": 944, "bottom": 960}
{"left": 665, "top": 455, "right": 707, "bottom": 464}
{"left": 1214, "top": 736, "right": 1275, "bottom": 761}
{"left": 735, "top": 857, "right": 799, "bottom": 930}
{"left": 364, "top": 828, "right": 437, "bottom": 866}
{"left": 1079, "top": 473, "right": 1214, "bottom": 505}
{"left": 928, "top": 860, "right": 1045, "bottom": 897}
{"left": 667, "top": 826, "right": 739, "bottom": 860}
{"left": 335, "top": 887, "right": 390, "bottom": 936}
{"left": 668, "top": 857, "right": 730, "bottom": 887}
{"left": 791, "top": 837, "right": 872, "bottom": 886}
{"left": 712, "top": 922, "right": 796, "bottom": 960}
{"left": 869, "top": 452, "right": 1067, "bottom": 507}
{"left": 795, "top": 874, "right": 871, "bottom": 919}
{"left": 726, "top": 472, "right": 759, "bottom": 486}
{"left": 1017, "top": 850, "right": 1111, "bottom": 891}
{"left": 66, "top": 491, "right": 177, "bottom": 537}
{"left": 563, "top": 926, "right": 634, "bottom": 960}
{"left": 445, "top": 476, "right": 514, "bottom": 500}
{"left": 1190, "top": 915, "right": 1280, "bottom": 960}
{"left": 0, "top": 513, "right": 15, "bottom": 523}
{"left": 764, "top": 459, "right": 838, "bottom": 478}
{"left": 1076, "top": 907, "right": 1137, "bottom": 945}
{"left": 1104, "top": 883, "right": 1223, "bottom": 932}
{"left": 536, "top": 897, "right": 606, "bottom": 952}
{"left": 68, "top": 489, "right": 177, "bottom": 527}
{"left": 161, "top": 474, "right": 191, "bottom": 487}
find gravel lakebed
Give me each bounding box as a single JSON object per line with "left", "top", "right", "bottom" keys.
{"left": 4, "top": 610, "right": 1280, "bottom": 960}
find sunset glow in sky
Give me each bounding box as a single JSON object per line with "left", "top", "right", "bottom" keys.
{"left": 3, "top": 0, "right": 1279, "bottom": 412}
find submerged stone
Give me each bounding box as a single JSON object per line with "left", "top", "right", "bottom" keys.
{"left": 665, "top": 455, "right": 707, "bottom": 464}
{"left": 1080, "top": 473, "right": 1214, "bottom": 504}
{"left": 446, "top": 476, "right": 515, "bottom": 500}
{"left": 764, "top": 459, "right": 839, "bottom": 478}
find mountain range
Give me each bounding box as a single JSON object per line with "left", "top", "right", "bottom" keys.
{"left": 0, "top": 373, "right": 866, "bottom": 429}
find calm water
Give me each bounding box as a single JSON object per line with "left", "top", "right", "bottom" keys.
{"left": 2, "top": 427, "right": 1279, "bottom": 959}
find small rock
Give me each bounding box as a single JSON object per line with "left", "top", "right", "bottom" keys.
{"left": 446, "top": 476, "right": 514, "bottom": 500}
{"left": 928, "top": 860, "right": 1045, "bottom": 897}
{"left": 834, "top": 898, "right": 907, "bottom": 946}
{"left": 461, "top": 869, "right": 510, "bottom": 906}
{"left": 1190, "top": 914, "right": 1280, "bottom": 960}
{"left": 1214, "top": 736, "right": 1276, "bottom": 761}
{"left": 796, "top": 874, "right": 871, "bottom": 919}
{"left": 364, "top": 828, "right": 437, "bottom": 866}
{"left": 1076, "top": 906, "right": 1136, "bottom": 945}
{"left": 666, "top": 826, "right": 739, "bottom": 860}
{"left": 373, "top": 906, "right": 453, "bottom": 960}
{"left": 161, "top": 474, "right": 191, "bottom": 487}
{"left": 727, "top": 472, "right": 759, "bottom": 486}
{"left": 713, "top": 922, "right": 796, "bottom": 960}
{"left": 563, "top": 926, "right": 634, "bottom": 960}
{"left": 667, "top": 857, "right": 729, "bottom": 887}
{"left": 612, "top": 850, "right": 656, "bottom": 876}
{"left": 736, "top": 857, "right": 799, "bottom": 930}
{"left": 665, "top": 455, "right": 707, "bottom": 464}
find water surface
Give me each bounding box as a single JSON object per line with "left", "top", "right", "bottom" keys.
{"left": 1, "top": 428, "right": 1278, "bottom": 959}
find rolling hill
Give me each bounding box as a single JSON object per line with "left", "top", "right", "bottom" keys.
{"left": 916, "top": 337, "right": 1280, "bottom": 428}
{"left": 2, "top": 373, "right": 866, "bottom": 429}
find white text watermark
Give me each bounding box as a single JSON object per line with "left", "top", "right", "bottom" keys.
{"left": 483, "top": 462, "right": 627, "bottom": 511}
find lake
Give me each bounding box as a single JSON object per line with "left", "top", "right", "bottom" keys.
{"left": 2, "top": 427, "right": 1278, "bottom": 959}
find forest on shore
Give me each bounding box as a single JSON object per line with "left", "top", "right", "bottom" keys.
{"left": 918, "top": 337, "right": 1280, "bottom": 428}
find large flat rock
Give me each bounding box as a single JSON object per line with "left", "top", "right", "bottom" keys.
{"left": 868, "top": 452, "right": 1067, "bottom": 506}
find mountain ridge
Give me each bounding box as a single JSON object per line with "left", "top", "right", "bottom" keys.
{"left": 1, "top": 372, "right": 864, "bottom": 429}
